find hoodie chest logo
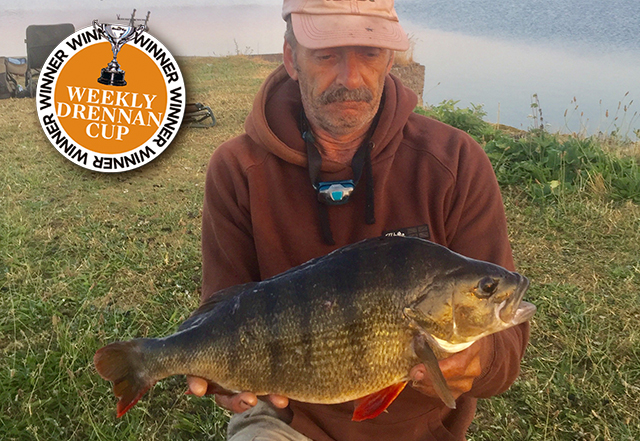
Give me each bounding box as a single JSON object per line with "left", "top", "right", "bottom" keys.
{"left": 383, "top": 224, "right": 430, "bottom": 240}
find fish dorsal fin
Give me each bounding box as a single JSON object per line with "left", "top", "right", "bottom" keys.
{"left": 352, "top": 382, "right": 408, "bottom": 421}
{"left": 412, "top": 332, "right": 456, "bottom": 409}
{"left": 179, "top": 282, "right": 258, "bottom": 330}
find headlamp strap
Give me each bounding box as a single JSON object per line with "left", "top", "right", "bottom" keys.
{"left": 300, "top": 111, "right": 376, "bottom": 245}
{"left": 302, "top": 115, "right": 368, "bottom": 206}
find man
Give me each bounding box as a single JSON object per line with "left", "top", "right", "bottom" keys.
{"left": 188, "top": 0, "right": 530, "bottom": 440}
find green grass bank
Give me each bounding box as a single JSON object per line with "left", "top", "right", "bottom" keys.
{"left": 1, "top": 56, "right": 639, "bottom": 441}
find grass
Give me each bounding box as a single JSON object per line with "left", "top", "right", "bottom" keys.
{"left": 470, "top": 193, "right": 640, "bottom": 441}
{"left": 393, "top": 34, "right": 417, "bottom": 66}
{"left": 1, "top": 56, "right": 639, "bottom": 440}
{"left": 417, "top": 102, "right": 640, "bottom": 203}
{"left": 564, "top": 93, "right": 640, "bottom": 143}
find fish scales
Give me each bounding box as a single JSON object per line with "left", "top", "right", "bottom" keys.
{"left": 144, "top": 239, "right": 424, "bottom": 402}
{"left": 94, "top": 236, "right": 535, "bottom": 419}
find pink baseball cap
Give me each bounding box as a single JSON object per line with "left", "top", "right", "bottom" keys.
{"left": 282, "top": 0, "right": 409, "bottom": 51}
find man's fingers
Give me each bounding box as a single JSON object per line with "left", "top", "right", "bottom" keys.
{"left": 186, "top": 377, "right": 289, "bottom": 413}
{"left": 410, "top": 356, "right": 481, "bottom": 384}
{"left": 409, "top": 365, "right": 426, "bottom": 382}
{"left": 445, "top": 378, "right": 475, "bottom": 392}
{"left": 464, "top": 354, "right": 482, "bottom": 378}
{"left": 216, "top": 391, "right": 259, "bottom": 413}
{"left": 267, "top": 394, "right": 289, "bottom": 409}
{"left": 186, "top": 375, "right": 209, "bottom": 397}
{"left": 409, "top": 349, "right": 482, "bottom": 400}
{"left": 217, "top": 393, "right": 288, "bottom": 413}
{"left": 410, "top": 375, "right": 474, "bottom": 398}
{"left": 438, "top": 346, "right": 481, "bottom": 373}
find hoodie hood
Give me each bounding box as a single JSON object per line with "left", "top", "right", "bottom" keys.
{"left": 244, "top": 64, "right": 418, "bottom": 173}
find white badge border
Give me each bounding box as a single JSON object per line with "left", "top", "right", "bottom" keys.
{"left": 36, "top": 25, "right": 186, "bottom": 173}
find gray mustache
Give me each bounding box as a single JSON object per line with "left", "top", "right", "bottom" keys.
{"left": 319, "top": 87, "right": 373, "bottom": 105}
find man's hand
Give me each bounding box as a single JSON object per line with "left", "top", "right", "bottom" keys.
{"left": 409, "top": 339, "right": 483, "bottom": 400}
{"left": 186, "top": 376, "right": 289, "bottom": 414}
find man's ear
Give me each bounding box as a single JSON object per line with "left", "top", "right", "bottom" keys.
{"left": 283, "top": 41, "right": 298, "bottom": 81}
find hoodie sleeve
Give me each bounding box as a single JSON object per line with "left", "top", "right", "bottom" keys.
{"left": 470, "top": 322, "right": 530, "bottom": 398}
{"left": 201, "top": 139, "right": 260, "bottom": 301}
{"left": 443, "top": 132, "right": 530, "bottom": 398}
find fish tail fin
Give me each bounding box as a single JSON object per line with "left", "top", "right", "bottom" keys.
{"left": 94, "top": 340, "right": 156, "bottom": 417}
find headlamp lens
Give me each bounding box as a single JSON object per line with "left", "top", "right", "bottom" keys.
{"left": 317, "top": 180, "right": 355, "bottom": 205}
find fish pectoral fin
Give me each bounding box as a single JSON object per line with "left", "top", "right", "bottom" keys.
{"left": 413, "top": 333, "right": 457, "bottom": 409}
{"left": 352, "top": 382, "right": 408, "bottom": 422}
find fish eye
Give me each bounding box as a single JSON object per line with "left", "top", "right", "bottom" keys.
{"left": 476, "top": 277, "right": 499, "bottom": 298}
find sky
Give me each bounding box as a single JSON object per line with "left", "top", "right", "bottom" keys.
{"left": 3, "top": 0, "right": 281, "bottom": 10}
{"left": 3, "top": 2, "right": 287, "bottom": 57}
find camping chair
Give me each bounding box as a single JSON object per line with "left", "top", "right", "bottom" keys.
{"left": 182, "top": 102, "right": 216, "bottom": 128}
{"left": 24, "top": 23, "right": 75, "bottom": 97}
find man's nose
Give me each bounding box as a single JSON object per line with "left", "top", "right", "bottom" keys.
{"left": 335, "top": 51, "right": 365, "bottom": 90}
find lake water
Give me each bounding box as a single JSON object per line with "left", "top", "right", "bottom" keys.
{"left": 3, "top": 1, "right": 639, "bottom": 136}
{"left": 397, "top": 0, "right": 640, "bottom": 136}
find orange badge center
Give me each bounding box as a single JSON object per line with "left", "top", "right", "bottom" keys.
{"left": 54, "top": 42, "right": 167, "bottom": 155}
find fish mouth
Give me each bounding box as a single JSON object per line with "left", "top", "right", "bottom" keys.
{"left": 498, "top": 275, "right": 535, "bottom": 324}
{"left": 508, "top": 301, "right": 537, "bottom": 325}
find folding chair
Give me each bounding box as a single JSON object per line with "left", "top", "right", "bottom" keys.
{"left": 182, "top": 102, "right": 216, "bottom": 128}
{"left": 24, "top": 23, "right": 75, "bottom": 97}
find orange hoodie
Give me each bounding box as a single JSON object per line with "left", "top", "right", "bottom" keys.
{"left": 201, "top": 64, "right": 529, "bottom": 441}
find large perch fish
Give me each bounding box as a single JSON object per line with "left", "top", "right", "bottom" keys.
{"left": 94, "top": 236, "right": 535, "bottom": 421}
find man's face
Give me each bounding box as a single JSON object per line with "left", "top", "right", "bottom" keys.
{"left": 285, "top": 44, "right": 394, "bottom": 137}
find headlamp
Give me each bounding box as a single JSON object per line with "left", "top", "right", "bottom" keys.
{"left": 316, "top": 180, "right": 355, "bottom": 205}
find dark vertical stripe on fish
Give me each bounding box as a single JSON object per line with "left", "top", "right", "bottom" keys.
{"left": 263, "top": 284, "right": 283, "bottom": 387}
{"left": 299, "top": 286, "right": 313, "bottom": 373}
{"left": 227, "top": 296, "right": 242, "bottom": 377}
{"left": 338, "top": 254, "right": 369, "bottom": 386}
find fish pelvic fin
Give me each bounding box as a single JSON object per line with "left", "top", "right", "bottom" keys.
{"left": 352, "top": 382, "right": 408, "bottom": 422}
{"left": 413, "top": 333, "right": 456, "bottom": 409}
{"left": 94, "top": 340, "right": 155, "bottom": 417}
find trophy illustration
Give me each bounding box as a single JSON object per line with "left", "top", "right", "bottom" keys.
{"left": 93, "top": 19, "right": 146, "bottom": 86}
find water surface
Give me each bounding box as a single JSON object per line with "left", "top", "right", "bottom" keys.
{"left": 2, "top": 1, "right": 638, "bottom": 136}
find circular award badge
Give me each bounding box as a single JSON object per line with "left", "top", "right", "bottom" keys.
{"left": 36, "top": 23, "right": 185, "bottom": 172}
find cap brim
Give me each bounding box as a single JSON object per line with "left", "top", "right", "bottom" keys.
{"left": 291, "top": 13, "right": 409, "bottom": 51}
